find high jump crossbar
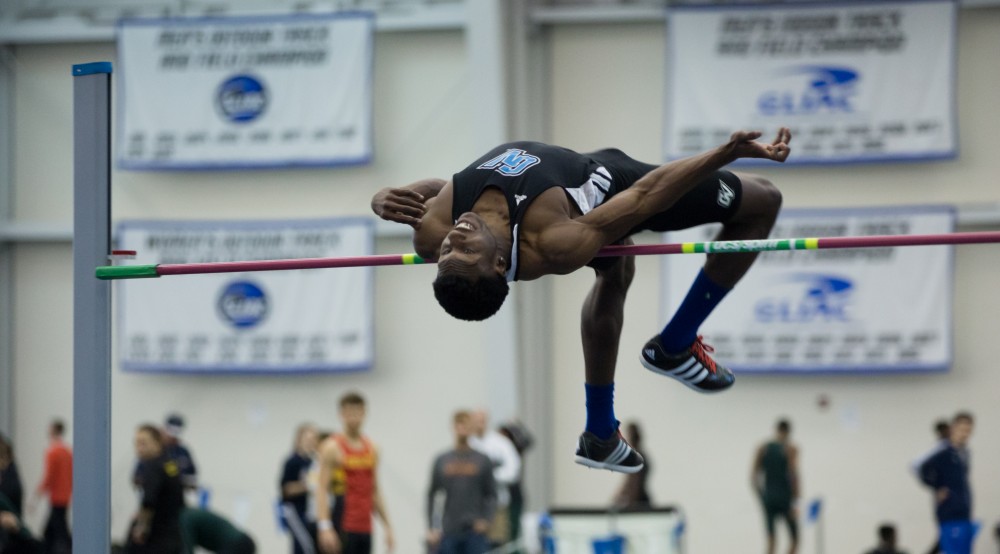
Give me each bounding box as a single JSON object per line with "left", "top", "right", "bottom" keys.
{"left": 96, "top": 230, "right": 1000, "bottom": 280}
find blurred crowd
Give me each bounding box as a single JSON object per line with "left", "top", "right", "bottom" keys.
{"left": 1, "top": 405, "right": 990, "bottom": 554}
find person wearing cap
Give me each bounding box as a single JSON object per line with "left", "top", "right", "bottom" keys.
{"left": 133, "top": 414, "right": 199, "bottom": 492}
{"left": 162, "top": 414, "right": 198, "bottom": 491}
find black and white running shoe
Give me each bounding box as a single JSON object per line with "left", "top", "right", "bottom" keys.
{"left": 641, "top": 334, "right": 735, "bottom": 393}
{"left": 574, "top": 429, "right": 645, "bottom": 473}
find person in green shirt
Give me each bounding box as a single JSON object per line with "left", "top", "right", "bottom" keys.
{"left": 751, "top": 419, "right": 800, "bottom": 554}
{"left": 180, "top": 508, "right": 255, "bottom": 554}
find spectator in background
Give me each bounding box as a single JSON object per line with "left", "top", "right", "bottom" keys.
{"left": 911, "top": 419, "right": 951, "bottom": 554}
{"left": 0, "top": 433, "right": 24, "bottom": 516}
{"left": 127, "top": 424, "right": 185, "bottom": 554}
{"left": 612, "top": 422, "right": 652, "bottom": 510}
{"left": 911, "top": 419, "right": 951, "bottom": 475}
{"left": 498, "top": 420, "right": 533, "bottom": 551}
{"left": 133, "top": 414, "right": 198, "bottom": 494}
{"left": 864, "top": 524, "right": 907, "bottom": 554}
{"left": 751, "top": 418, "right": 800, "bottom": 554}
{"left": 468, "top": 410, "right": 520, "bottom": 548}
{"left": 919, "top": 412, "right": 974, "bottom": 554}
{"left": 180, "top": 507, "right": 256, "bottom": 554}
{"left": 427, "top": 411, "right": 496, "bottom": 554}
{"left": 314, "top": 392, "right": 395, "bottom": 554}
{"left": 280, "top": 423, "right": 318, "bottom": 554}
{"left": 30, "top": 419, "right": 72, "bottom": 554}
{"left": 162, "top": 414, "right": 198, "bottom": 491}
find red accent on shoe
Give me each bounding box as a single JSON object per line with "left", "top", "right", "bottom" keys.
{"left": 690, "top": 335, "right": 717, "bottom": 374}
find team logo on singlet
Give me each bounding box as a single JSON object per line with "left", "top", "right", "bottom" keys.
{"left": 515, "top": 194, "right": 527, "bottom": 205}
{"left": 717, "top": 180, "right": 735, "bottom": 208}
{"left": 477, "top": 149, "right": 541, "bottom": 177}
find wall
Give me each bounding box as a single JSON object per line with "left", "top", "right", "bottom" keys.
{"left": 547, "top": 10, "right": 1000, "bottom": 554}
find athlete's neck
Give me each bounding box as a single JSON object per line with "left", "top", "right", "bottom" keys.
{"left": 472, "top": 189, "right": 513, "bottom": 264}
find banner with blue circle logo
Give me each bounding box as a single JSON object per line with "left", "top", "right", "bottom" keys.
{"left": 116, "top": 218, "right": 374, "bottom": 373}
{"left": 662, "top": 206, "right": 954, "bottom": 373}
{"left": 117, "top": 13, "right": 373, "bottom": 169}
{"left": 665, "top": 1, "right": 956, "bottom": 164}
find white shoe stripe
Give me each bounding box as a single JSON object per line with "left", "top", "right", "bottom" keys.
{"left": 689, "top": 368, "right": 710, "bottom": 384}
{"left": 680, "top": 362, "right": 704, "bottom": 380}
{"left": 671, "top": 357, "right": 698, "bottom": 375}
{"left": 607, "top": 442, "right": 628, "bottom": 465}
{"left": 609, "top": 442, "right": 631, "bottom": 465}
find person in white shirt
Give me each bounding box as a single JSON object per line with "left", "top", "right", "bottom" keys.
{"left": 468, "top": 410, "right": 521, "bottom": 547}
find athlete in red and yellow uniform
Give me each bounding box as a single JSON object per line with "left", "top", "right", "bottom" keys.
{"left": 315, "top": 392, "right": 394, "bottom": 554}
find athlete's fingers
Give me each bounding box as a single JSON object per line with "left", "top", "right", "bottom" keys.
{"left": 385, "top": 200, "right": 425, "bottom": 218}
{"left": 773, "top": 144, "right": 790, "bottom": 162}
{"left": 391, "top": 188, "right": 425, "bottom": 202}
{"left": 387, "top": 197, "right": 426, "bottom": 214}
{"left": 736, "top": 130, "right": 763, "bottom": 143}
{"left": 386, "top": 211, "right": 422, "bottom": 225}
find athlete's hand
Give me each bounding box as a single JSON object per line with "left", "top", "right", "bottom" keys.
{"left": 472, "top": 518, "right": 490, "bottom": 534}
{"left": 371, "top": 187, "right": 427, "bottom": 228}
{"left": 728, "top": 127, "right": 792, "bottom": 162}
{"left": 318, "top": 528, "right": 342, "bottom": 554}
{"left": 936, "top": 487, "right": 950, "bottom": 504}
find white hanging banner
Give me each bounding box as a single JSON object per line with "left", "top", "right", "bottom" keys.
{"left": 117, "top": 13, "right": 373, "bottom": 169}
{"left": 117, "top": 218, "right": 374, "bottom": 374}
{"left": 662, "top": 206, "right": 954, "bottom": 373}
{"left": 665, "top": 1, "right": 956, "bottom": 164}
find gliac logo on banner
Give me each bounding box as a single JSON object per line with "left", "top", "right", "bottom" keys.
{"left": 755, "top": 273, "right": 854, "bottom": 324}
{"left": 216, "top": 74, "right": 268, "bottom": 123}
{"left": 217, "top": 280, "right": 269, "bottom": 328}
{"left": 758, "top": 66, "right": 859, "bottom": 116}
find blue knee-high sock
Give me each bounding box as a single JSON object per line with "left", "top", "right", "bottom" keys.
{"left": 659, "top": 269, "right": 731, "bottom": 353}
{"left": 584, "top": 383, "right": 617, "bottom": 440}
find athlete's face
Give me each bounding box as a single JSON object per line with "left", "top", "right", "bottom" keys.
{"left": 437, "top": 213, "right": 504, "bottom": 281}
{"left": 340, "top": 403, "right": 366, "bottom": 434}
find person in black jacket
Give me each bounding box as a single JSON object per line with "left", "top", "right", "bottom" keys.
{"left": 127, "top": 424, "right": 186, "bottom": 554}
{"left": 919, "top": 412, "right": 974, "bottom": 552}
{"left": 0, "top": 434, "right": 23, "bottom": 517}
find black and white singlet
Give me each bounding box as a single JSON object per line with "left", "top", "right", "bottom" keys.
{"left": 451, "top": 141, "right": 615, "bottom": 282}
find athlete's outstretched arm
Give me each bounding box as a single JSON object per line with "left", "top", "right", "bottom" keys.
{"left": 537, "top": 128, "right": 791, "bottom": 273}
{"left": 371, "top": 178, "right": 447, "bottom": 228}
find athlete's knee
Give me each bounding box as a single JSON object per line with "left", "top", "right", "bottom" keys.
{"left": 731, "top": 174, "right": 782, "bottom": 231}
{"left": 596, "top": 255, "right": 634, "bottom": 294}
{"left": 747, "top": 174, "right": 782, "bottom": 216}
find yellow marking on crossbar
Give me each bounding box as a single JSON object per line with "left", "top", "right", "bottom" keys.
{"left": 805, "top": 238, "right": 819, "bottom": 250}
{"left": 682, "top": 243, "right": 697, "bottom": 254}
